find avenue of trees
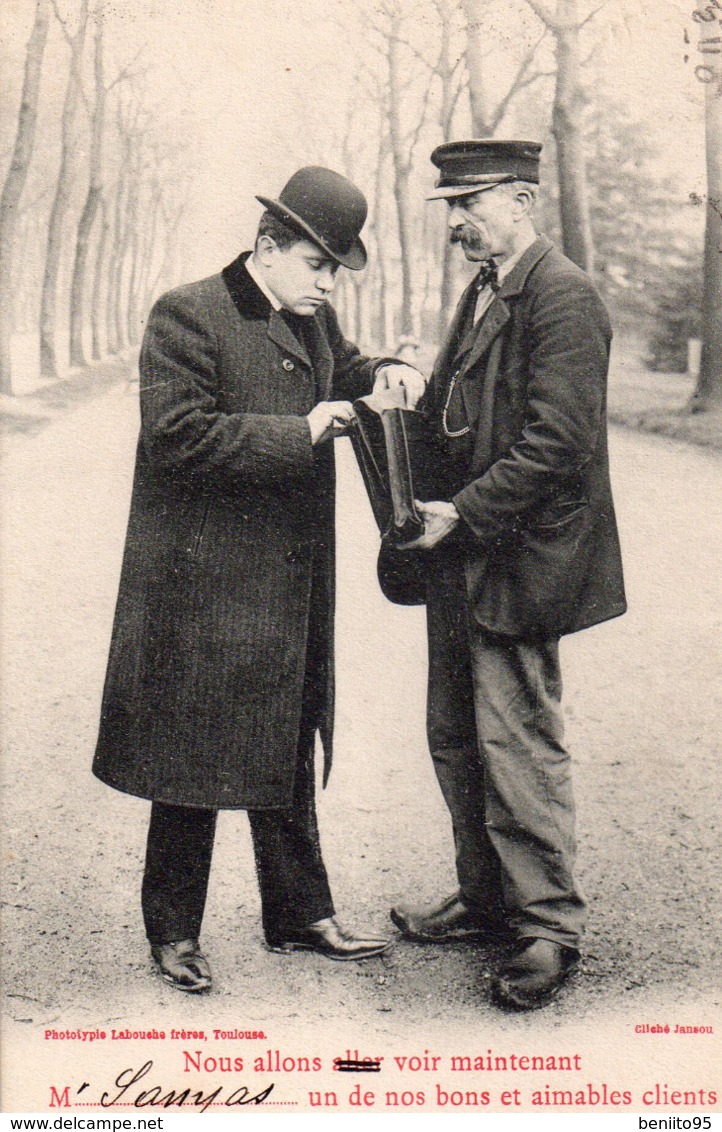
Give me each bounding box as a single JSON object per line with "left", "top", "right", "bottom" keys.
{"left": 0, "top": 0, "right": 719, "bottom": 408}
{"left": 327, "top": 0, "right": 720, "bottom": 408}
{"left": 0, "top": 0, "right": 189, "bottom": 394}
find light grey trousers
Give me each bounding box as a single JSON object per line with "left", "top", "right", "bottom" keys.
{"left": 425, "top": 555, "right": 586, "bottom": 949}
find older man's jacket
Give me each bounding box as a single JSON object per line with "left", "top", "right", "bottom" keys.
{"left": 423, "top": 234, "right": 626, "bottom": 638}
{"left": 93, "top": 254, "right": 385, "bottom": 810}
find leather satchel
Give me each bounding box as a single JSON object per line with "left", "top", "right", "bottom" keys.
{"left": 349, "top": 389, "right": 449, "bottom": 605}
{"left": 350, "top": 388, "right": 448, "bottom": 544}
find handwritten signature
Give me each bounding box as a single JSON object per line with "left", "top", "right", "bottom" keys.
{"left": 99, "top": 1060, "right": 274, "bottom": 1112}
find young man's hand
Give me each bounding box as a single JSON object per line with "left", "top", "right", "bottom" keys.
{"left": 306, "top": 400, "right": 355, "bottom": 445}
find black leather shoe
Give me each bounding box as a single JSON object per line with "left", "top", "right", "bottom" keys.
{"left": 266, "top": 916, "right": 391, "bottom": 961}
{"left": 151, "top": 939, "right": 212, "bottom": 993}
{"left": 491, "top": 938, "right": 580, "bottom": 1010}
{"left": 390, "top": 892, "right": 508, "bottom": 942}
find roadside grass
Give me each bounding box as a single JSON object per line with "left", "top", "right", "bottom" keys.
{"left": 608, "top": 337, "right": 722, "bottom": 451}
{"left": 2, "top": 335, "right": 720, "bottom": 451}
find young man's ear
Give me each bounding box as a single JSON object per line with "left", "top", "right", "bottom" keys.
{"left": 255, "top": 234, "right": 277, "bottom": 265}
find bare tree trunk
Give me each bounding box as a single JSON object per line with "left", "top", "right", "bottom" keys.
{"left": 69, "top": 0, "right": 105, "bottom": 368}
{"left": 692, "top": 72, "right": 722, "bottom": 409}
{"left": 90, "top": 196, "right": 109, "bottom": 359}
{"left": 366, "top": 117, "right": 391, "bottom": 347}
{"left": 105, "top": 173, "right": 126, "bottom": 355}
{"left": 0, "top": 0, "right": 50, "bottom": 394}
{"left": 112, "top": 225, "right": 130, "bottom": 354}
{"left": 461, "top": 0, "right": 493, "bottom": 137}
{"left": 133, "top": 185, "right": 161, "bottom": 341}
{"left": 370, "top": 218, "right": 390, "bottom": 349}
{"left": 145, "top": 192, "right": 188, "bottom": 310}
{"left": 387, "top": 12, "right": 415, "bottom": 339}
{"left": 40, "top": 0, "right": 90, "bottom": 378}
{"left": 334, "top": 277, "right": 348, "bottom": 329}
{"left": 551, "top": 0, "right": 594, "bottom": 272}
{"left": 126, "top": 194, "right": 144, "bottom": 345}
{"left": 114, "top": 149, "right": 140, "bottom": 352}
{"left": 437, "top": 0, "right": 466, "bottom": 331}
{"left": 353, "top": 277, "right": 363, "bottom": 345}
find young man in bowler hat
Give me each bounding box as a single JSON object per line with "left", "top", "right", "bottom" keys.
{"left": 390, "top": 140, "right": 626, "bottom": 1009}
{"left": 93, "top": 166, "right": 426, "bottom": 992}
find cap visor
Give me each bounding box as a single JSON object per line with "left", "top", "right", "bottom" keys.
{"left": 426, "top": 181, "right": 508, "bottom": 201}
{"left": 255, "top": 196, "right": 367, "bottom": 270}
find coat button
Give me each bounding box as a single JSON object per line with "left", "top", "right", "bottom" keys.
{"left": 282, "top": 359, "right": 294, "bottom": 371}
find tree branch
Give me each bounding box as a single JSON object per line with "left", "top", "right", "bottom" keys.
{"left": 524, "top": 0, "right": 558, "bottom": 29}
{"left": 406, "top": 68, "right": 437, "bottom": 167}
{"left": 50, "top": 0, "right": 73, "bottom": 45}
{"left": 386, "top": 31, "right": 436, "bottom": 72}
{"left": 441, "top": 75, "right": 467, "bottom": 137}
{"left": 106, "top": 46, "right": 147, "bottom": 91}
{"left": 580, "top": 3, "right": 605, "bottom": 28}
{"left": 489, "top": 27, "right": 549, "bottom": 131}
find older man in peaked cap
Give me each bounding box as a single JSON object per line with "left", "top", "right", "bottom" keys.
{"left": 93, "top": 166, "right": 426, "bottom": 992}
{"left": 390, "top": 140, "right": 626, "bottom": 1009}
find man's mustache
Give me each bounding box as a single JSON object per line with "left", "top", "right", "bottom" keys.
{"left": 449, "top": 226, "right": 484, "bottom": 248}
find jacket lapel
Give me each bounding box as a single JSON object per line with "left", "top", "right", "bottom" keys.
{"left": 457, "top": 235, "right": 554, "bottom": 380}
{"left": 463, "top": 235, "right": 555, "bottom": 467}
{"left": 266, "top": 310, "right": 312, "bottom": 368}
{"left": 458, "top": 297, "right": 511, "bottom": 380}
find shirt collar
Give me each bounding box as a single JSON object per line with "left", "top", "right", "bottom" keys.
{"left": 245, "top": 254, "right": 283, "bottom": 311}
{"left": 494, "top": 238, "right": 534, "bottom": 283}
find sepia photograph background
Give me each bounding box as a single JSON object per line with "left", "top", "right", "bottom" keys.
{"left": 1, "top": 0, "right": 720, "bottom": 1114}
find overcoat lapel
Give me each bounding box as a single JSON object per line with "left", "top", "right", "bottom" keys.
{"left": 457, "top": 236, "right": 555, "bottom": 445}
{"left": 224, "top": 250, "right": 319, "bottom": 373}
{"left": 221, "top": 252, "right": 269, "bottom": 320}
{"left": 458, "top": 236, "right": 554, "bottom": 379}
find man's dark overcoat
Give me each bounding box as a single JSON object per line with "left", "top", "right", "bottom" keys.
{"left": 93, "top": 254, "right": 382, "bottom": 810}
{"left": 420, "top": 234, "right": 626, "bottom": 637}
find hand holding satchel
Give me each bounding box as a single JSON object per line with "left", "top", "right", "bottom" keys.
{"left": 349, "top": 388, "right": 449, "bottom": 544}
{"left": 349, "top": 388, "right": 450, "bottom": 604}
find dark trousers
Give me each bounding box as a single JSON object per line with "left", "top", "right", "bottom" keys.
{"left": 425, "top": 554, "right": 586, "bottom": 949}
{"left": 141, "top": 729, "right": 334, "bottom": 944}
{"left": 142, "top": 559, "right": 335, "bottom": 945}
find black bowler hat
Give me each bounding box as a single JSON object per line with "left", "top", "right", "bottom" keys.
{"left": 256, "top": 166, "right": 367, "bottom": 270}
{"left": 428, "top": 139, "right": 542, "bottom": 200}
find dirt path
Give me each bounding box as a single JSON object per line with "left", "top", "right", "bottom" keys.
{"left": 1, "top": 376, "right": 720, "bottom": 1046}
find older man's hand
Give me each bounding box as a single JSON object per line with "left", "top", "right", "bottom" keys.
{"left": 399, "top": 500, "right": 460, "bottom": 550}
{"left": 374, "top": 363, "right": 427, "bottom": 409}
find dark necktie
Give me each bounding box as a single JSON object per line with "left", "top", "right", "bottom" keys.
{"left": 475, "top": 258, "right": 499, "bottom": 293}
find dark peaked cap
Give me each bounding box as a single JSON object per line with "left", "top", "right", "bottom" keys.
{"left": 256, "top": 165, "right": 367, "bottom": 271}
{"left": 428, "top": 140, "right": 542, "bottom": 200}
